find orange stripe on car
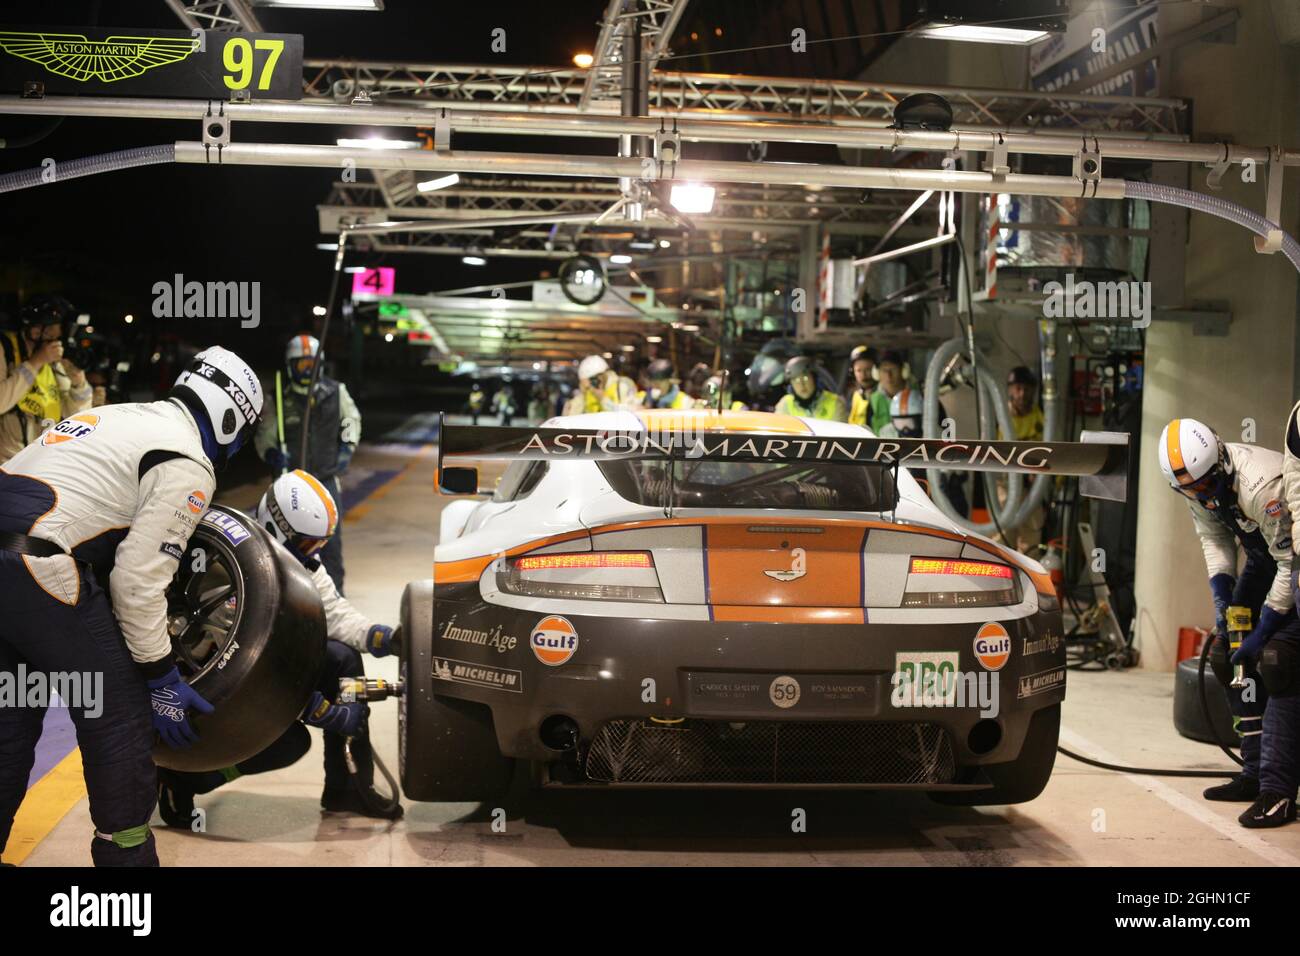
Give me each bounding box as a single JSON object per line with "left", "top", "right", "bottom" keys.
{"left": 705, "top": 523, "right": 864, "bottom": 608}
{"left": 633, "top": 408, "right": 813, "bottom": 435}
{"left": 712, "top": 606, "right": 865, "bottom": 624}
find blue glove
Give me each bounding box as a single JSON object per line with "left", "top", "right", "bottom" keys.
{"left": 148, "top": 668, "right": 215, "bottom": 749}
{"left": 366, "top": 624, "right": 395, "bottom": 658}
{"left": 335, "top": 444, "right": 355, "bottom": 474}
{"left": 1210, "top": 573, "right": 1234, "bottom": 636}
{"left": 265, "top": 447, "right": 290, "bottom": 473}
{"left": 1232, "top": 605, "right": 1286, "bottom": 665}
{"left": 302, "top": 691, "right": 368, "bottom": 737}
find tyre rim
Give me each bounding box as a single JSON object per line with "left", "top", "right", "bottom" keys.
{"left": 166, "top": 525, "right": 247, "bottom": 681}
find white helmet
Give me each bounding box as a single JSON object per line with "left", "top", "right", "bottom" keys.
{"left": 286, "top": 334, "right": 321, "bottom": 384}
{"left": 256, "top": 469, "right": 339, "bottom": 561}
{"left": 1158, "top": 418, "right": 1229, "bottom": 502}
{"left": 578, "top": 354, "right": 609, "bottom": 383}
{"left": 171, "top": 346, "right": 263, "bottom": 462}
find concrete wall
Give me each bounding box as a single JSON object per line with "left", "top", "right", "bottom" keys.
{"left": 1132, "top": 0, "right": 1300, "bottom": 668}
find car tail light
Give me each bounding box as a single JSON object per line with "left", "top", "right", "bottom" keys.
{"left": 901, "top": 556, "right": 1021, "bottom": 608}
{"left": 498, "top": 551, "right": 663, "bottom": 602}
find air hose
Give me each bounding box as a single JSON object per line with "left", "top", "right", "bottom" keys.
{"left": 0, "top": 144, "right": 174, "bottom": 193}
{"left": 344, "top": 737, "right": 402, "bottom": 815}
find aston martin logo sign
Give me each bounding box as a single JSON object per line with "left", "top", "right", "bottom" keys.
{"left": 0, "top": 32, "right": 199, "bottom": 83}
{"left": 0, "top": 25, "right": 303, "bottom": 99}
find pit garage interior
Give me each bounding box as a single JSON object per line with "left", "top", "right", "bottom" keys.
{"left": 4, "top": 0, "right": 1300, "bottom": 872}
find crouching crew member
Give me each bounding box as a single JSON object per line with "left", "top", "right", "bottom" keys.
{"left": 0, "top": 346, "right": 262, "bottom": 866}
{"left": 1159, "top": 418, "right": 1297, "bottom": 825}
{"left": 156, "top": 470, "right": 402, "bottom": 824}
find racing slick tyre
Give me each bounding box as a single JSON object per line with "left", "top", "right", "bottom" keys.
{"left": 154, "top": 506, "right": 327, "bottom": 773}
{"left": 930, "top": 704, "right": 1061, "bottom": 806}
{"left": 399, "top": 579, "right": 516, "bottom": 802}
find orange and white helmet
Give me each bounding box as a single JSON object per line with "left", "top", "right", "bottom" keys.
{"left": 286, "top": 334, "right": 321, "bottom": 384}
{"left": 257, "top": 469, "right": 338, "bottom": 561}
{"left": 1158, "top": 418, "right": 1230, "bottom": 503}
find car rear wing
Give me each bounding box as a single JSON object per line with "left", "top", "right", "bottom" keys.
{"left": 436, "top": 415, "right": 1131, "bottom": 502}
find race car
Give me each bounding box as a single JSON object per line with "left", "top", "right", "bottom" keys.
{"left": 399, "top": 409, "right": 1124, "bottom": 804}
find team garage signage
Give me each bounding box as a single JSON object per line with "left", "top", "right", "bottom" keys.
{"left": 0, "top": 26, "right": 303, "bottom": 99}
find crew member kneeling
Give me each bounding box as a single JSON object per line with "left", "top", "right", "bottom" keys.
{"left": 156, "top": 470, "right": 402, "bottom": 824}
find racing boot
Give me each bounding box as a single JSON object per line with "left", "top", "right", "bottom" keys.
{"left": 1238, "top": 791, "right": 1297, "bottom": 828}
{"left": 321, "top": 781, "right": 404, "bottom": 821}
{"left": 1203, "top": 774, "right": 1260, "bottom": 802}
{"left": 156, "top": 771, "right": 196, "bottom": 829}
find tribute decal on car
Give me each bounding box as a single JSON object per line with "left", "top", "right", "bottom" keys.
{"left": 433, "top": 656, "right": 523, "bottom": 693}
{"left": 530, "top": 615, "right": 579, "bottom": 666}
{"left": 973, "top": 622, "right": 1012, "bottom": 671}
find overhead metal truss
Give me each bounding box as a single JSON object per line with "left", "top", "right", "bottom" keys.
{"left": 164, "top": 0, "right": 264, "bottom": 32}
{"left": 580, "top": 0, "right": 691, "bottom": 110}
{"left": 302, "top": 59, "right": 1189, "bottom": 137}
{"left": 318, "top": 178, "right": 935, "bottom": 241}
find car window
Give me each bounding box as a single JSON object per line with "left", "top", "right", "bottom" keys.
{"left": 597, "top": 459, "right": 896, "bottom": 511}
{"left": 492, "top": 460, "right": 549, "bottom": 503}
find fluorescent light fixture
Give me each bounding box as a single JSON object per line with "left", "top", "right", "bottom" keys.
{"left": 573, "top": 52, "right": 594, "bottom": 68}
{"left": 417, "top": 173, "right": 460, "bottom": 193}
{"left": 337, "top": 137, "right": 421, "bottom": 150}
{"left": 620, "top": 345, "right": 636, "bottom": 351}
{"left": 680, "top": 324, "right": 700, "bottom": 332}
{"left": 670, "top": 182, "right": 715, "bottom": 214}
{"left": 913, "top": 22, "right": 1049, "bottom": 44}
{"left": 645, "top": 335, "right": 662, "bottom": 343}
{"left": 658, "top": 238, "right": 671, "bottom": 248}
{"left": 258, "top": 0, "right": 384, "bottom": 9}
{"left": 629, "top": 239, "right": 657, "bottom": 251}
{"left": 312, "top": 305, "right": 327, "bottom": 316}
{"left": 316, "top": 242, "right": 338, "bottom": 251}
{"left": 344, "top": 266, "right": 367, "bottom": 274}
{"left": 462, "top": 255, "right": 487, "bottom": 266}
{"left": 609, "top": 254, "right": 633, "bottom": 265}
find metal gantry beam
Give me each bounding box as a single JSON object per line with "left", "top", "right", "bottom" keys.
{"left": 579, "top": 0, "right": 691, "bottom": 110}
{"left": 301, "top": 59, "right": 1188, "bottom": 135}
{"left": 318, "top": 178, "right": 929, "bottom": 231}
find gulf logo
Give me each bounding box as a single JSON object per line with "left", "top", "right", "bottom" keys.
{"left": 41, "top": 413, "right": 100, "bottom": 446}
{"left": 186, "top": 491, "right": 208, "bottom": 514}
{"left": 530, "top": 615, "right": 579, "bottom": 666}
{"left": 973, "top": 622, "right": 1012, "bottom": 671}
{"left": 1266, "top": 499, "right": 1284, "bottom": 519}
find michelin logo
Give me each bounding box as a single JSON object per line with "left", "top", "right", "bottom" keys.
{"left": 202, "top": 510, "right": 251, "bottom": 545}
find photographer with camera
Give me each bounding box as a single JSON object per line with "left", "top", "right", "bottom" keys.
{"left": 0, "top": 294, "right": 92, "bottom": 462}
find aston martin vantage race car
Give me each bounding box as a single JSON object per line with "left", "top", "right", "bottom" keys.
{"left": 399, "top": 409, "right": 1125, "bottom": 804}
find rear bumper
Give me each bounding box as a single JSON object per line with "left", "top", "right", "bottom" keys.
{"left": 429, "top": 587, "right": 1065, "bottom": 783}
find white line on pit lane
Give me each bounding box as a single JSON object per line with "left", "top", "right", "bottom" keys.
{"left": 1059, "top": 726, "right": 1300, "bottom": 866}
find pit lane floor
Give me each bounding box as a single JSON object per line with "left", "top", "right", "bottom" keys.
{"left": 12, "top": 413, "right": 1300, "bottom": 867}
